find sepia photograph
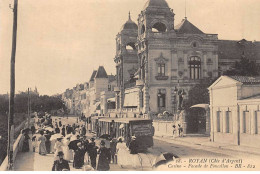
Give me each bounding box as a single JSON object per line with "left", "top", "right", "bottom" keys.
{"left": 0, "top": 0, "right": 260, "bottom": 171}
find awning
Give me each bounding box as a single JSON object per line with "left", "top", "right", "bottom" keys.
{"left": 107, "top": 97, "right": 115, "bottom": 102}
{"left": 190, "top": 104, "right": 209, "bottom": 109}
{"left": 124, "top": 91, "right": 138, "bottom": 107}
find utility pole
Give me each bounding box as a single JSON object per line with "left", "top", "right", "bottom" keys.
{"left": 28, "top": 88, "right": 30, "bottom": 128}
{"left": 7, "top": 0, "right": 18, "bottom": 170}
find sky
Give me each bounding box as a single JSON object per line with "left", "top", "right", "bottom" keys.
{"left": 0, "top": 0, "right": 260, "bottom": 95}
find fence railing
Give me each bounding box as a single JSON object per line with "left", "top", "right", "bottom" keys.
{"left": 0, "top": 118, "right": 33, "bottom": 171}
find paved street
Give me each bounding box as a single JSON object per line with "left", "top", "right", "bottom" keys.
{"left": 13, "top": 116, "right": 260, "bottom": 171}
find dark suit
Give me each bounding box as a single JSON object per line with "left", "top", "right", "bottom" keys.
{"left": 52, "top": 159, "right": 70, "bottom": 171}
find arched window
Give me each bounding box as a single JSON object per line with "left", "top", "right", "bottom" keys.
{"left": 157, "top": 63, "right": 165, "bottom": 76}
{"left": 152, "top": 22, "right": 167, "bottom": 33}
{"left": 157, "top": 89, "right": 166, "bottom": 109}
{"left": 125, "top": 42, "right": 136, "bottom": 50}
{"left": 189, "top": 56, "right": 201, "bottom": 79}
{"left": 141, "top": 24, "right": 145, "bottom": 34}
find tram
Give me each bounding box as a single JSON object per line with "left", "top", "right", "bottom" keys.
{"left": 95, "top": 117, "right": 154, "bottom": 152}
{"left": 90, "top": 116, "right": 105, "bottom": 133}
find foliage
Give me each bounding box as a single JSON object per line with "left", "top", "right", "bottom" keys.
{"left": 223, "top": 56, "right": 260, "bottom": 76}
{"left": 184, "top": 78, "right": 217, "bottom": 110}
{"left": 0, "top": 91, "right": 65, "bottom": 165}
{"left": 0, "top": 92, "right": 66, "bottom": 115}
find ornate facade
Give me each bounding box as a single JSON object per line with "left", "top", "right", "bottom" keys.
{"left": 114, "top": 0, "right": 218, "bottom": 116}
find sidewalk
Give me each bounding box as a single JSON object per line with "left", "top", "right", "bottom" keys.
{"left": 154, "top": 134, "right": 260, "bottom": 156}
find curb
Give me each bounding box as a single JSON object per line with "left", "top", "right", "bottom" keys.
{"left": 154, "top": 136, "right": 260, "bottom": 156}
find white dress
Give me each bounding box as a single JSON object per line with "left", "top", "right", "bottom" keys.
{"left": 116, "top": 142, "right": 130, "bottom": 166}
{"left": 50, "top": 139, "right": 57, "bottom": 153}
{"left": 54, "top": 141, "right": 63, "bottom": 161}
{"left": 63, "top": 139, "right": 73, "bottom": 161}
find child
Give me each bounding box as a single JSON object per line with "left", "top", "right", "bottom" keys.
{"left": 178, "top": 124, "right": 183, "bottom": 137}
{"left": 172, "top": 125, "right": 177, "bottom": 138}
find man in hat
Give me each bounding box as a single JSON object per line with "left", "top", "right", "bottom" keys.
{"left": 88, "top": 138, "right": 98, "bottom": 169}
{"left": 52, "top": 151, "right": 70, "bottom": 171}
{"left": 129, "top": 136, "right": 138, "bottom": 154}
{"left": 97, "top": 140, "right": 111, "bottom": 171}
{"left": 73, "top": 142, "right": 85, "bottom": 169}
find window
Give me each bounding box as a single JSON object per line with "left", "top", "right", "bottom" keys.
{"left": 157, "top": 89, "right": 166, "bottom": 108}
{"left": 189, "top": 56, "right": 201, "bottom": 79}
{"left": 108, "top": 85, "right": 112, "bottom": 91}
{"left": 126, "top": 42, "right": 136, "bottom": 50}
{"left": 243, "top": 111, "right": 250, "bottom": 133}
{"left": 192, "top": 42, "right": 197, "bottom": 48}
{"left": 140, "top": 90, "right": 144, "bottom": 108}
{"left": 216, "top": 111, "right": 222, "bottom": 132}
{"left": 141, "top": 25, "right": 145, "bottom": 34}
{"left": 157, "top": 63, "right": 165, "bottom": 76}
{"left": 152, "top": 22, "right": 167, "bottom": 33}
{"left": 226, "top": 111, "right": 232, "bottom": 133}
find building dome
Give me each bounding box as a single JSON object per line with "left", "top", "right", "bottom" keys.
{"left": 143, "top": 0, "right": 169, "bottom": 10}
{"left": 121, "top": 12, "right": 138, "bottom": 31}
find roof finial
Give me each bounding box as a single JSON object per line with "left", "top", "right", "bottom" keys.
{"left": 129, "top": 11, "right": 131, "bottom": 20}
{"left": 185, "top": 0, "right": 187, "bottom": 20}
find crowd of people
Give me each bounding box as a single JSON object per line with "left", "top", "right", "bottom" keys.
{"left": 20, "top": 115, "right": 140, "bottom": 171}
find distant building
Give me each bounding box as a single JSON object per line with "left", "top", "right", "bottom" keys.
{"left": 62, "top": 66, "right": 116, "bottom": 116}
{"left": 208, "top": 76, "right": 260, "bottom": 148}
{"left": 218, "top": 39, "right": 260, "bottom": 74}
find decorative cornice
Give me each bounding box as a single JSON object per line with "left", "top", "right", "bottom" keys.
{"left": 154, "top": 52, "right": 169, "bottom": 63}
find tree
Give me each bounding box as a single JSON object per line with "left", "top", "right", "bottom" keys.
{"left": 224, "top": 55, "right": 260, "bottom": 76}
{"left": 184, "top": 78, "right": 217, "bottom": 110}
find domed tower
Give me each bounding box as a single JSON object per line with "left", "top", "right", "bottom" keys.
{"left": 138, "top": 0, "right": 175, "bottom": 39}
{"left": 114, "top": 12, "right": 139, "bottom": 109}
{"left": 135, "top": 0, "right": 175, "bottom": 114}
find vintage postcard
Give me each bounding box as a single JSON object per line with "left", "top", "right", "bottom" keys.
{"left": 0, "top": 0, "right": 260, "bottom": 171}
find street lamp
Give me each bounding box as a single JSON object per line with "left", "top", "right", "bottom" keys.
{"left": 173, "top": 86, "right": 186, "bottom": 113}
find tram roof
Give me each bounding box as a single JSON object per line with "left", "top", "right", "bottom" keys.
{"left": 91, "top": 116, "right": 105, "bottom": 120}
{"left": 98, "top": 117, "right": 152, "bottom": 123}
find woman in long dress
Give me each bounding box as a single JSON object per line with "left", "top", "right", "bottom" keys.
{"left": 63, "top": 137, "right": 73, "bottom": 162}
{"left": 22, "top": 131, "right": 30, "bottom": 152}
{"left": 45, "top": 131, "right": 51, "bottom": 153}
{"left": 97, "top": 140, "right": 111, "bottom": 171}
{"left": 116, "top": 137, "right": 130, "bottom": 168}
{"left": 38, "top": 131, "right": 47, "bottom": 155}
{"left": 50, "top": 134, "right": 57, "bottom": 154}
{"left": 54, "top": 138, "right": 63, "bottom": 161}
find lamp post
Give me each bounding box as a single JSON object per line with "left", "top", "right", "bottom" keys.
{"left": 173, "top": 86, "right": 186, "bottom": 113}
